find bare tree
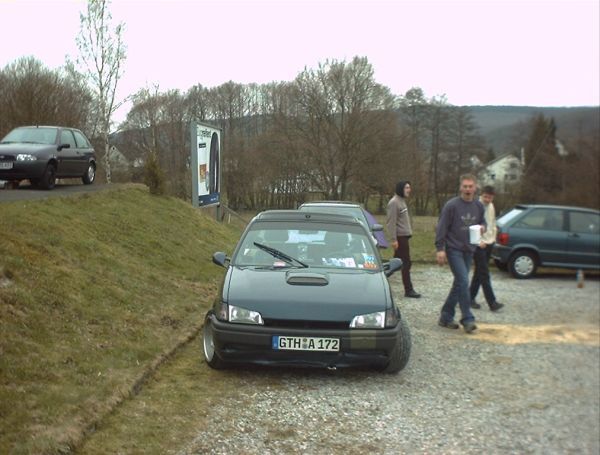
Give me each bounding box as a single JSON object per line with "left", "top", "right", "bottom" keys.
{"left": 0, "top": 57, "right": 92, "bottom": 137}
{"left": 76, "top": 0, "right": 126, "bottom": 183}
{"left": 292, "top": 57, "right": 396, "bottom": 200}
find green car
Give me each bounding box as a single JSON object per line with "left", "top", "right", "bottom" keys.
{"left": 492, "top": 204, "right": 600, "bottom": 278}
{"left": 202, "top": 210, "right": 411, "bottom": 373}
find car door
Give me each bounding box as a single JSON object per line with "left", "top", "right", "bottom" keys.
{"left": 57, "top": 128, "right": 79, "bottom": 175}
{"left": 567, "top": 210, "right": 600, "bottom": 267}
{"left": 510, "top": 208, "right": 568, "bottom": 264}
{"left": 72, "top": 129, "right": 93, "bottom": 175}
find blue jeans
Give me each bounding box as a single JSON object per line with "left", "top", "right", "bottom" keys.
{"left": 440, "top": 248, "right": 475, "bottom": 324}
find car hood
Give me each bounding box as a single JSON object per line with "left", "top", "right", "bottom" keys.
{"left": 223, "top": 267, "right": 392, "bottom": 321}
{"left": 0, "top": 143, "right": 56, "bottom": 156}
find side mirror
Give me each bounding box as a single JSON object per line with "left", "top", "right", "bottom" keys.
{"left": 371, "top": 223, "right": 384, "bottom": 232}
{"left": 57, "top": 143, "right": 71, "bottom": 151}
{"left": 383, "top": 257, "right": 403, "bottom": 277}
{"left": 212, "top": 251, "right": 230, "bottom": 268}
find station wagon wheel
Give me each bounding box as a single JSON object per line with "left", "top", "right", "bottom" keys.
{"left": 202, "top": 316, "right": 226, "bottom": 369}
{"left": 509, "top": 250, "right": 537, "bottom": 279}
{"left": 39, "top": 163, "right": 56, "bottom": 190}
{"left": 382, "top": 317, "right": 411, "bottom": 374}
{"left": 82, "top": 162, "right": 96, "bottom": 185}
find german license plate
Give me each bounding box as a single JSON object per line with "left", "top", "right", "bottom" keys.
{"left": 272, "top": 336, "right": 340, "bottom": 352}
{"left": 0, "top": 162, "right": 13, "bottom": 169}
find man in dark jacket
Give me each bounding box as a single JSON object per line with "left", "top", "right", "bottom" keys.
{"left": 387, "top": 181, "right": 421, "bottom": 298}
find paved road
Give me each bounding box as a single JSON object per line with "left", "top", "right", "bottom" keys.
{"left": 0, "top": 181, "right": 117, "bottom": 203}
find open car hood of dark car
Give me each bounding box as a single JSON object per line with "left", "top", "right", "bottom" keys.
{"left": 224, "top": 267, "right": 391, "bottom": 321}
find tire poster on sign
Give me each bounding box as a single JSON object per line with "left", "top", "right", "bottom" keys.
{"left": 191, "top": 122, "right": 221, "bottom": 208}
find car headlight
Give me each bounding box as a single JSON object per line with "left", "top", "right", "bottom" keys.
{"left": 350, "top": 307, "right": 398, "bottom": 329}
{"left": 227, "top": 304, "right": 264, "bottom": 325}
{"left": 350, "top": 310, "right": 385, "bottom": 329}
{"left": 16, "top": 154, "right": 37, "bottom": 161}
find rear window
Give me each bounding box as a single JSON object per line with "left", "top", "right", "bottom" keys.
{"left": 497, "top": 208, "right": 524, "bottom": 227}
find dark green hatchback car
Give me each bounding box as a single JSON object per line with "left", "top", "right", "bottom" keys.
{"left": 202, "top": 210, "right": 411, "bottom": 373}
{"left": 492, "top": 204, "right": 600, "bottom": 278}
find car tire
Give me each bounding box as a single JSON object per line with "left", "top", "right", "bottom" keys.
{"left": 82, "top": 162, "right": 96, "bottom": 185}
{"left": 39, "top": 163, "right": 56, "bottom": 190}
{"left": 382, "top": 317, "right": 411, "bottom": 374}
{"left": 494, "top": 259, "right": 508, "bottom": 271}
{"left": 202, "top": 315, "right": 226, "bottom": 369}
{"left": 509, "top": 250, "right": 537, "bottom": 279}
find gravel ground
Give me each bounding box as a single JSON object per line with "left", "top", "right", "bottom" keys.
{"left": 178, "top": 266, "right": 600, "bottom": 454}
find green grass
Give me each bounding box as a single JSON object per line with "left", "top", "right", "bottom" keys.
{"left": 0, "top": 185, "right": 241, "bottom": 454}
{"left": 372, "top": 214, "right": 438, "bottom": 262}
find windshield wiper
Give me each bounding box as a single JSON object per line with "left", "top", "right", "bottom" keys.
{"left": 253, "top": 242, "right": 308, "bottom": 268}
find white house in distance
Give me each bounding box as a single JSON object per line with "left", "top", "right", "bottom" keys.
{"left": 475, "top": 139, "right": 568, "bottom": 193}
{"left": 476, "top": 149, "right": 524, "bottom": 193}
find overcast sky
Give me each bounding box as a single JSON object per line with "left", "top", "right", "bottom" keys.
{"left": 1, "top": 0, "right": 598, "bottom": 123}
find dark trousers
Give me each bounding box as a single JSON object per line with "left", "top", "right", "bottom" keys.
{"left": 394, "top": 236, "right": 414, "bottom": 293}
{"left": 469, "top": 243, "right": 497, "bottom": 306}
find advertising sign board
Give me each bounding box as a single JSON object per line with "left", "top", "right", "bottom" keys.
{"left": 191, "top": 122, "right": 221, "bottom": 207}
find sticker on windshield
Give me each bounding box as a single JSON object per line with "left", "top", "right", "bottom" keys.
{"left": 322, "top": 257, "right": 356, "bottom": 267}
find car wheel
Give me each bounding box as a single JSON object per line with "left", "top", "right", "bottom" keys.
{"left": 202, "top": 316, "right": 226, "bottom": 369}
{"left": 39, "top": 163, "right": 56, "bottom": 190}
{"left": 494, "top": 259, "right": 508, "bottom": 271}
{"left": 82, "top": 162, "right": 96, "bottom": 185}
{"left": 509, "top": 250, "right": 537, "bottom": 279}
{"left": 382, "top": 317, "right": 411, "bottom": 374}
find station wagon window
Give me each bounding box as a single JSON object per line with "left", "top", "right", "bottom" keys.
{"left": 60, "top": 129, "right": 77, "bottom": 148}
{"left": 513, "top": 208, "right": 564, "bottom": 231}
{"left": 73, "top": 130, "right": 90, "bottom": 148}
{"left": 569, "top": 212, "right": 600, "bottom": 235}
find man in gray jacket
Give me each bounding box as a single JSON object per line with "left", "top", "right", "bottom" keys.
{"left": 387, "top": 181, "right": 421, "bottom": 298}
{"left": 435, "top": 174, "right": 485, "bottom": 333}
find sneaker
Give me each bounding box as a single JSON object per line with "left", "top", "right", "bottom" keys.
{"left": 405, "top": 289, "right": 421, "bottom": 298}
{"left": 438, "top": 319, "right": 459, "bottom": 329}
{"left": 463, "top": 321, "right": 477, "bottom": 333}
{"left": 489, "top": 302, "right": 505, "bottom": 312}
{"left": 470, "top": 300, "right": 481, "bottom": 309}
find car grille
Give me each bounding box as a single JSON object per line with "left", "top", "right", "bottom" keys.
{"left": 263, "top": 318, "right": 348, "bottom": 330}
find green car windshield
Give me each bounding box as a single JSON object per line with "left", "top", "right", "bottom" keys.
{"left": 234, "top": 221, "right": 379, "bottom": 270}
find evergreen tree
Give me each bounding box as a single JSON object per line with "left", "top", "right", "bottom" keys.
{"left": 520, "top": 114, "right": 563, "bottom": 203}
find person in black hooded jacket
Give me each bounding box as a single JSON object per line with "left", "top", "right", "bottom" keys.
{"left": 386, "top": 181, "right": 421, "bottom": 298}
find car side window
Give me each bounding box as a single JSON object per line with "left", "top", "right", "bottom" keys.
{"left": 60, "top": 130, "right": 77, "bottom": 148}
{"left": 513, "top": 208, "right": 564, "bottom": 231}
{"left": 569, "top": 212, "right": 600, "bottom": 235}
{"left": 73, "top": 130, "right": 90, "bottom": 148}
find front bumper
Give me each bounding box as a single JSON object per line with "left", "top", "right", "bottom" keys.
{"left": 207, "top": 313, "right": 401, "bottom": 369}
{"left": 0, "top": 161, "right": 47, "bottom": 181}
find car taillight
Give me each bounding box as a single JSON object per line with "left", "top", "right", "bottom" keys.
{"left": 497, "top": 232, "right": 509, "bottom": 245}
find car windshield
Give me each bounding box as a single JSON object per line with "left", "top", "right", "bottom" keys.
{"left": 1, "top": 127, "right": 57, "bottom": 145}
{"left": 234, "top": 221, "right": 379, "bottom": 270}
{"left": 497, "top": 207, "right": 525, "bottom": 227}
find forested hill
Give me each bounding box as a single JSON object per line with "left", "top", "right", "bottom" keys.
{"left": 467, "top": 105, "right": 599, "bottom": 154}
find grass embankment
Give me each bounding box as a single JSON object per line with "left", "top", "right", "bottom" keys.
{"left": 0, "top": 186, "right": 241, "bottom": 454}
